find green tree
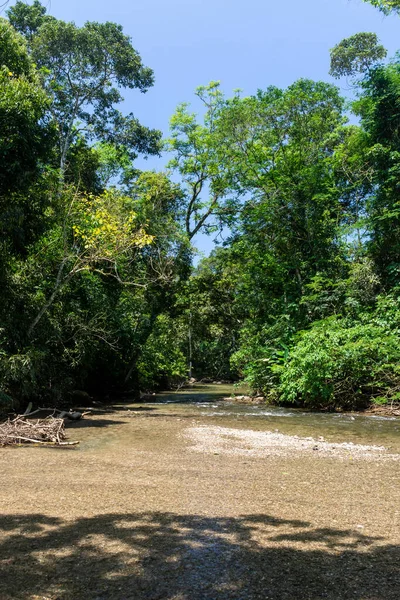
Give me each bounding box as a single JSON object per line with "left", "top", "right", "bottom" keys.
{"left": 8, "top": 1, "right": 161, "bottom": 181}
{"left": 168, "top": 82, "right": 240, "bottom": 240}
{"left": 276, "top": 281, "right": 400, "bottom": 409}
{"left": 118, "top": 172, "right": 191, "bottom": 390}
{"left": 0, "top": 17, "right": 54, "bottom": 265}
{"left": 0, "top": 7, "right": 179, "bottom": 405}
{"left": 363, "top": 0, "right": 400, "bottom": 15}
{"left": 329, "top": 33, "right": 387, "bottom": 79}
{"left": 27, "top": 187, "right": 154, "bottom": 337}
{"left": 173, "top": 80, "right": 356, "bottom": 391}
{"left": 6, "top": 0, "right": 52, "bottom": 40}
{"left": 219, "top": 80, "right": 347, "bottom": 297}
{"left": 353, "top": 57, "right": 400, "bottom": 282}
{"left": 0, "top": 18, "right": 51, "bottom": 200}
{"left": 175, "top": 248, "right": 244, "bottom": 380}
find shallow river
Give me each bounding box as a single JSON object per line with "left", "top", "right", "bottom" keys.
{"left": 113, "top": 383, "right": 400, "bottom": 453}
{"left": 2, "top": 383, "right": 400, "bottom": 600}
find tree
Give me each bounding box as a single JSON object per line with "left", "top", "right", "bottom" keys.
{"left": 174, "top": 248, "right": 244, "bottom": 380}
{"left": 0, "top": 18, "right": 53, "bottom": 259}
{"left": 0, "top": 18, "right": 51, "bottom": 198}
{"left": 27, "top": 187, "right": 154, "bottom": 337}
{"left": 0, "top": 7, "right": 188, "bottom": 405}
{"left": 353, "top": 57, "right": 400, "bottom": 282}
{"left": 329, "top": 33, "right": 387, "bottom": 79}
{"left": 118, "top": 172, "right": 191, "bottom": 390}
{"left": 171, "top": 80, "right": 359, "bottom": 392}
{"left": 8, "top": 1, "right": 161, "bottom": 181}
{"left": 6, "top": 0, "right": 52, "bottom": 40}
{"left": 167, "top": 82, "right": 240, "bottom": 241}
{"left": 217, "top": 80, "right": 347, "bottom": 296}
{"left": 363, "top": 0, "right": 400, "bottom": 15}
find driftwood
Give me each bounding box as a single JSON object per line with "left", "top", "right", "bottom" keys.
{"left": 20, "top": 407, "right": 91, "bottom": 420}
{"left": 0, "top": 416, "right": 79, "bottom": 447}
{"left": 23, "top": 402, "right": 33, "bottom": 415}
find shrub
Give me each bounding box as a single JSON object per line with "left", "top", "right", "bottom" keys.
{"left": 277, "top": 317, "right": 400, "bottom": 409}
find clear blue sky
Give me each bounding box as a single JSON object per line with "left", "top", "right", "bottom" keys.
{"left": 4, "top": 0, "right": 399, "bottom": 256}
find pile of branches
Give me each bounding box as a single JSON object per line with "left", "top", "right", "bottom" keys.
{"left": 0, "top": 415, "right": 78, "bottom": 447}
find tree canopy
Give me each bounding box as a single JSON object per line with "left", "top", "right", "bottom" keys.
{"left": 1, "top": 0, "right": 400, "bottom": 413}
{"left": 363, "top": 0, "right": 400, "bottom": 15}
{"left": 8, "top": 1, "right": 161, "bottom": 180}
{"left": 330, "top": 33, "right": 387, "bottom": 78}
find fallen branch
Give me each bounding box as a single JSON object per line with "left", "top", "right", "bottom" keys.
{"left": 17, "top": 407, "right": 90, "bottom": 420}
{"left": 12, "top": 408, "right": 53, "bottom": 422}
{"left": 0, "top": 416, "right": 78, "bottom": 447}
{"left": 3, "top": 435, "right": 79, "bottom": 446}
{"left": 23, "top": 402, "right": 33, "bottom": 415}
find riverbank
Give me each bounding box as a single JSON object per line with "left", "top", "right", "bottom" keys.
{"left": 221, "top": 390, "right": 400, "bottom": 416}
{"left": 364, "top": 403, "right": 400, "bottom": 417}
{"left": 0, "top": 391, "right": 399, "bottom": 599}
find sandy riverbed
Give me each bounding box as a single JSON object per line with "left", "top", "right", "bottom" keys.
{"left": 184, "top": 424, "right": 400, "bottom": 460}
{"left": 0, "top": 404, "right": 399, "bottom": 600}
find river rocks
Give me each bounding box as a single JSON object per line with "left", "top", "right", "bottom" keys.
{"left": 223, "top": 395, "right": 265, "bottom": 405}
{"left": 201, "top": 378, "right": 233, "bottom": 384}
{"left": 184, "top": 425, "right": 399, "bottom": 461}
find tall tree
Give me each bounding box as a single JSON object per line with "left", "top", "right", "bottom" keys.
{"left": 0, "top": 18, "right": 50, "bottom": 197}
{"left": 0, "top": 18, "right": 52, "bottom": 253}
{"left": 213, "top": 80, "right": 347, "bottom": 298}
{"left": 0, "top": 6, "right": 180, "bottom": 404}
{"left": 168, "top": 82, "right": 240, "bottom": 240}
{"left": 329, "top": 33, "right": 387, "bottom": 79}
{"left": 353, "top": 57, "right": 400, "bottom": 282}
{"left": 8, "top": 1, "right": 161, "bottom": 182}
{"left": 169, "top": 80, "right": 357, "bottom": 393}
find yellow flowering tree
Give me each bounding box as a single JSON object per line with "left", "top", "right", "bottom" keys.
{"left": 28, "top": 188, "right": 153, "bottom": 336}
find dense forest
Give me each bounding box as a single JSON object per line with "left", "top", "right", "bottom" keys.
{"left": 1, "top": 0, "right": 400, "bottom": 413}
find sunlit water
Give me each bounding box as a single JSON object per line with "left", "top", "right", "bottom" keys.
{"left": 143, "top": 384, "right": 400, "bottom": 452}
{"left": 73, "top": 384, "right": 400, "bottom": 454}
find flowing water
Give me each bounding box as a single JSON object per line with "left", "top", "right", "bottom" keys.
{"left": 136, "top": 383, "right": 400, "bottom": 453}
{"left": 3, "top": 383, "right": 400, "bottom": 600}
{"left": 72, "top": 383, "right": 400, "bottom": 456}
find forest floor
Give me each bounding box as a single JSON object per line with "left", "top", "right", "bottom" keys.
{"left": 0, "top": 403, "right": 399, "bottom": 600}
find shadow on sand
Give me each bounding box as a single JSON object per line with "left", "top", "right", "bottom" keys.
{"left": 0, "top": 511, "right": 398, "bottom": 599}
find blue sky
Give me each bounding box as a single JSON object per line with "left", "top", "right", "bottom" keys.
{"left": 4, "top": 0, "right": 399, "bottom": 256}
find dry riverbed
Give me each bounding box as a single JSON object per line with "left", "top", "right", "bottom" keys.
{"left": 0, "top": 398, "right": 399, "bottom": 600}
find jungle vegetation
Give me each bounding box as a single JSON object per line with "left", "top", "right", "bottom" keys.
{"left": 1, "top": 0, "right": 400, "bottom": 412}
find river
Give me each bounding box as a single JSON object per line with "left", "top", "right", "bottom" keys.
{"left": 1, "top": 383, "right": 400, "bottom": 600}
{"left": 126, "top": 383, "right": 400, "bottom": 453}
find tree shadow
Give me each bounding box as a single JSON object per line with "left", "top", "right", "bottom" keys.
{"left": 67, "top": 417, "right": 127, "bottom": 430}
{"left": 0, "top": 511, "right": 398, "bottom": 599}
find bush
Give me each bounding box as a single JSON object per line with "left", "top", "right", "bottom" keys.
{"left": 230, "top": 317, "right": 295, "bottom": 397}
{"left": 276, "top": 316, "right": 400, "bottom": 409}
{"left": 137, "top": 314, "right": 187, "bottom": 390}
